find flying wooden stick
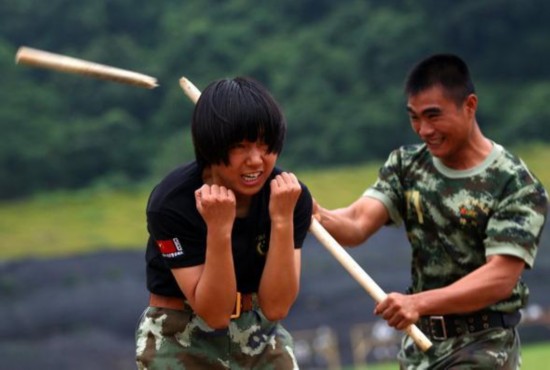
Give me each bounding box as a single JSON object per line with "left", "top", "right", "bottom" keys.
{"left": 15, "top": 46, "right": 158, "bottom": 89}
{"left": 178, "top": 75, "right": 433, "bottom": 352}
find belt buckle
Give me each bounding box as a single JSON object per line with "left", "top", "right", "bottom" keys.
{"left": 429, "top": 315, "right": 447, "bottom": 340}
{"left": 230, "top": 292, "right": 242, "bottom": 319}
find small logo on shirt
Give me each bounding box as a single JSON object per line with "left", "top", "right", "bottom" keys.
{"left": 256, "top": 234, "right": 267, "bottom": 256}
{"left": 156, "top": 238, "right": 184, "bottom": 258}
{"left": 458, "top": 200, "right": 489, "bottom": 227}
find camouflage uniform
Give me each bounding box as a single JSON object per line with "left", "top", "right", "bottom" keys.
{"left": 135, "top": 298, "right": 298, "bottom": 370}
{"left": 364, "top": 143, "right": 548, "bottom": 369}
{"left": 398, "top": 327, "right": 520, "bottom": 369}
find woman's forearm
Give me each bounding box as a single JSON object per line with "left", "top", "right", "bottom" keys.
{"left": 258, "top": 221, "right": 300, "bottom": 321}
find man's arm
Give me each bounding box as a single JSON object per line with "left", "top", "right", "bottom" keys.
{"left": 375, "top": 255, "right": 526, "bottom": 330}
{"left": 315, "top": 196, "right": 390, "bottom": 246}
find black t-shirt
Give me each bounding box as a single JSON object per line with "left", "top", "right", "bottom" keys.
{"left": 145, "top": 161, "right": 313, "bottom": 298}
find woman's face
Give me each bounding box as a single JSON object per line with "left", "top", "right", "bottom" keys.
{"left": 209, "top": 139, "right": 278, "bottom": 199}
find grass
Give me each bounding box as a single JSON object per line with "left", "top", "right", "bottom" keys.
{"left": 0, "top": 144, "right": 549, "bottom": 261}
{"left": 0, "top": 163, "right": 382, "bottom": 261}
{"left": 521, "top": 342, "right": 550, "bottom": 367}
{"left": 298, "top": 162, "right": 382, "bottom": 208}
{"left": 0, "top": 185, "right": 152, "bottom": 260}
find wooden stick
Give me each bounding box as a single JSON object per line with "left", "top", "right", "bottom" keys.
{"left": 15, "top": 46, "right": 158, "bottom": 89}
{"left": 309, "top": 219, "right": 432, "bottom": 351}
{"left": 178, "top": 75, "right": 432, "bottom": 352}
{"left": 179, "top": 77, "right": 201, "bottom": 103}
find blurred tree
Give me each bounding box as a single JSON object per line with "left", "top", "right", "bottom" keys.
{"left": 1, "top": 0, "right": 549, "bottom": 199}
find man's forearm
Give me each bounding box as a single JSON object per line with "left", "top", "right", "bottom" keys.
{"left": 413, "top": 255, "right": 525, "bottom": 316}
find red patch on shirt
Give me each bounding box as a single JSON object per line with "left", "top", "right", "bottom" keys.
{"left": 157, "top": 238, "right": 181, "bottom": 255}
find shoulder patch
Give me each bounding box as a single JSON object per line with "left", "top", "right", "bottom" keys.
{"left": 156, "top": 238, "right": 184, "bottom": 258}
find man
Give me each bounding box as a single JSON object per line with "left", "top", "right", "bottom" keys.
{"left": 314, "top": 54, "right": 548, "bottom": 369}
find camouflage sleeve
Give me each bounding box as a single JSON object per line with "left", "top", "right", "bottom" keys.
{"left": 363, "top": 188, "right": 403, "bottom": 226}
{"left": 362, "top": 148, "right": 406, "bottom": 227}
{"left": 485, "top": 175, "right": 548, "bottom": 268}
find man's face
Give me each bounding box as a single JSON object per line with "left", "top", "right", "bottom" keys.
{"left": 407, "top": 85, "right": 476, "bottom": 167}
{"left": 210, "top": 140, "right": 277, "bottom": 200}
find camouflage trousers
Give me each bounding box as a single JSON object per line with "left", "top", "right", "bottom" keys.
{"left": 135, "top": 305, "right": 299, "bottom": 370}
{"left": 398, "top": 327, "right": 521, "bottom": 369}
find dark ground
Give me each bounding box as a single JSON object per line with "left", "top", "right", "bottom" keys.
{"left": 1, "top": 224, "right": 550, "bottom": 370}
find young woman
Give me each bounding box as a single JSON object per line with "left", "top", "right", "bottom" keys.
{"left": 136, "top": 77, "right": 312, "bottom": 369}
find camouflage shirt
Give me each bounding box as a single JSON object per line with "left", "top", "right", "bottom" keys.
{"left": 364, "top": 143, "right": 548, "bottom": 312}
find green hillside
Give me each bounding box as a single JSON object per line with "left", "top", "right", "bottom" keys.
{"left": 1, "top": 144, "right": 549, "bottom": 261}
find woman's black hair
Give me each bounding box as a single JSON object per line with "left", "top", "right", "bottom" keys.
{"left": 191, "top": 76, "right": 286, "bottom": 167}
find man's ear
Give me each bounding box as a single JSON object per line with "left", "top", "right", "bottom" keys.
{"left": 464, "top": 93, "right": 478, "bottom": 115}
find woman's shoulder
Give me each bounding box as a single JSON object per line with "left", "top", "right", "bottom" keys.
{"left": 148, "top": 161, "right": 202, "bottom": 212}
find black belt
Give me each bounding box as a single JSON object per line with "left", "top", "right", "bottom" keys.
{"left": 418, "top": 311, "right": 521, "bottom": 341}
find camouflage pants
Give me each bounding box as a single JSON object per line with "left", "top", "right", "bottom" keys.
{"left": 135, "top": 306, "right": 299, "bottom": 370}
{"left": 398, "top": 327, "right": 521, "bottom": 369}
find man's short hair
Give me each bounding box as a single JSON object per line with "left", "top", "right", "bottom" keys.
{"left": 192, "top": 77, "right": 286, "bottom": 167}
{"left": 405, "top": 53, "right": 476, "bottom": 106}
